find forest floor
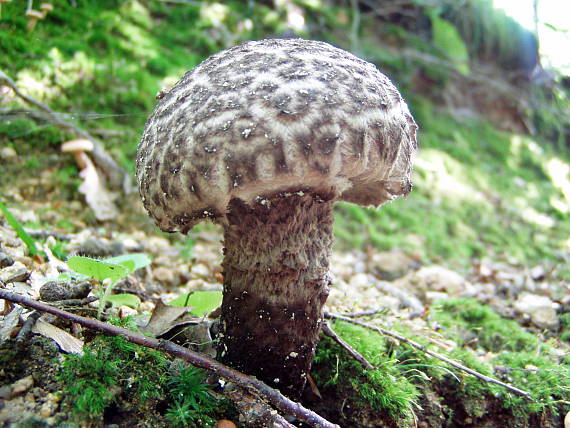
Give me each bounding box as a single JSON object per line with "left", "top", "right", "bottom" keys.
{"left": 0, "top": 168, "right": 569, "bottom": 427}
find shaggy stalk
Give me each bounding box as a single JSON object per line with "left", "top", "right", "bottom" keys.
{"left": 220, "top": 192, "right": 334, "bottom": 398}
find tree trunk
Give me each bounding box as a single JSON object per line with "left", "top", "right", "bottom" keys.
{"left": 220, "top": 192, "right": 334, "bottom": 398}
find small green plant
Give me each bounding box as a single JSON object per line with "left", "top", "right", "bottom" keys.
{"left": 66, "top": 253, "right": 151, "bottom": 316}
{"left": 165, "top": 363, "right": 219, "bottom": 428}
{"left": 169, "top": 290, "right": 222, "bottom": 317}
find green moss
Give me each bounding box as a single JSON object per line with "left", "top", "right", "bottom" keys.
{"left": 314, "top": 322, "right": 420, "bottom": 422}
{"left": 431, "top": 298, "right": 570, "bottom": 418}
{"left": 494, "top": 352, "right": 570, "bottom": 418}
{"left": 434, "top": 298, "right": 541, "bottom": 352}
{"left": 60, "top": 332, "right": 169, "bottom": 422}
{"left": 165, "top": 363, "right": 222, "bottom": 428}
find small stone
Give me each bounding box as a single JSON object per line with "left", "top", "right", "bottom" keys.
{"left": 425, "top": 291, "right": 449, "bottom": 303}
{"left": 0, "top": 252, "right": 14, "bottom": 268}
{"left": 153, "top": 266, "right": 177, "bottom": 285}
{"left": 191, "top": 263, "right": 210, "bottom": 278}
{"left": 11, "top": 375, "right": 34, "bottom": 397}
{"left": 372, "top": 250, "right": 418, "bottom": 280}
{"left": 40, "top": 280, "right": 92, "bottom": 301}
{"left": 0, "top": 146, "right": 17, "bottom": 159}
{"left": 349, "top": 273, "right": 375, "bottom": 288}
{"left": 0, "top": 262, "right": 29, "bottom": 284}
{"left": 407, "top": 266, "right": 468, "bottom": 295}
{"left": 0, "top": 385, "right": 12, "bottom": 399}
{"left": 513, "top": 293, "right": 559, "bottom": 330}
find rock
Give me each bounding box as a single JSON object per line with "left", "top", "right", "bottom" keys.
{"left": 405, "top": 265, "right": 469, "bottom": 295}
{"left": 349, "top": 273, "right": 375, "bottom": 288}
{"left": 153, "top": 266, "right": 178, "bottom": 285}
{"left": 190, "top": 263, "right": 211, "bottom": 279}
{"left": 39, "top": 280, "right": 92, "bottom": 301}
{"left": 0, "top": 385, "right": 12, "bottom": 399}
{"left": 11, "top": 376, "right": 34, "bottom": 397}
{"left": 371, "top": 250, "right": 418, "bottom": 280}
{"left": 425, "top": 291, "right": 449, "bottom": 303}
{"left": 513, "top": 293, "right": 559, "bottom": 330}
{"left": 0, "top": 252, "right": 14, "bottom": 268}
{"left": 0, "top": 146, "right": 17, "bottom": 160}
{"left": 0, "top": 262, "right": 29, "bottom": 284}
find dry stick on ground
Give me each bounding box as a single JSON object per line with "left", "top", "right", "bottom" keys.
{"left": 0, "top": 70, "right": 127, "bottom": 190}
{"left": 0, "top": 289, "right": 339, "bottom": 428}
{"left": 324, "top": 312, "right": 532, "bottom": 398}
{"left": 322, "top": 321, "right": 374, "bottom": 370}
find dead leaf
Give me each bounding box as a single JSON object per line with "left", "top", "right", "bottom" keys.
{"left": 32, "top": 317, "right": 84, "bottom": 354}
{"left": 77, "top": 154, "right": 118, "bottom": 221}
{"left": 141, "top": 300, "right": 190, "bottom": 337}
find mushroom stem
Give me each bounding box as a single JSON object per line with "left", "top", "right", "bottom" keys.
{"left": 220, "top": 191, "right": 334, "bottom": 398}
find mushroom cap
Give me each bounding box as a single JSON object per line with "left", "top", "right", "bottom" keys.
{"left": 40, "top": 3, "right": 54, "bottom": 12}
{"left": 26, "top": 9, "right": 44, "bottom": 18}
{"left": 61, "top": 139, "right": 94, "bottom": 153}
{"left": 137, "top": 38, "right": 417, "bottom": 233}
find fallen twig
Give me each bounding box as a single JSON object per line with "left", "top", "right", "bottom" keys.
{"left": 0, "top": 289, "right": 338, "bottom": 428}
{"left": 336, "top": 308, "right": 386, "bottom": 318}
{"left": 324, "top": 312, "right": 531, "bottom": 398}
{"left": 0, "top": 70, "right": 127, "bottom": 191}
{"left": 322, "top": 321, "right": 374, "bottom": 370}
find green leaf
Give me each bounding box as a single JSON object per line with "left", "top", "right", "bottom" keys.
{"left": 105, "top": 253, "right": 152, "bottom": 275}
{"left": 0, "top": 200, "right": 44, "bottom": 257}
{"left": 106, "top": 293, "right": 141, "bottom": 308}
{"left": 428, "top": 11, "right": 470, "bottom": 75}
{"left": 67, "top": 256, "right": 129, "bottom": 283}
{"left": 169, "top": 291, "right": 222, "bottom": 316}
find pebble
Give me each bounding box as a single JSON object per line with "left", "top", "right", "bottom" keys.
{"left": 39, "top": 280, "right": 92, "bottom": 301}
{"left": 0, "top": 262, "right": 29, "bottom": 284}
{"left": 371, "top": 250, "right": 418, "bottom": 280}
{"left": 405, "top": 266, "right": 469, "bottom": 295}
{"left": 0, "top": 252, "right": 14, "bottom": 268}
{"left": 11, "top": 376, "right": 34, "bottom": 397}
{"left": 153, "top": 266, "right": 178, "bottom": 285}
{"left": 191, "top": 263, "right": 211, "bottom": 279}
{"left": 513, "top": 293, "right": 559, "bottom": 330}
{"left": 0, "top": 146, "right": 17, "bottom": 159}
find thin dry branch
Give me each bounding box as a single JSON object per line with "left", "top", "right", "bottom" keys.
{"left": 322, "top": 321, "right": 374, "bottom": 370}
{"left": 0, "top": 70, "right": 127, "bottom": 191}
{"left": 0, "top": 289, "right": 339, "bottom": 428}
{"left": 324, "top": 312, "right": 531, "bottom": 398}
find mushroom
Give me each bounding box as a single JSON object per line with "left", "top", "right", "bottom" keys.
{"left": 61, "top": 138, "right": 94, "bottom": 170}
{"left": 25, "top": 9, "right": 44, "bottom": 32}
{"left": 39, "top": 2, "right": 53, "bottom": 18}
{"left": 136, "top": 38, "right": 417, "bottom": 398}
